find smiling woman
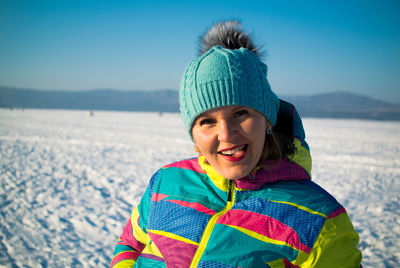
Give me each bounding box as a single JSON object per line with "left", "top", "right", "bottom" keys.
{"left": 111, "top": 20, "right": 362, "bottom": 267}
{"left": 192, "top": 106, "right": 267, "bottom": 180}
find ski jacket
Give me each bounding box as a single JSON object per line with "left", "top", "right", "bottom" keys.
{"left": 111, "top": 102, "right": 362, "bottom": 267}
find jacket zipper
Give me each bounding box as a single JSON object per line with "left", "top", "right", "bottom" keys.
{"left": 227, "top": 179, "right": 233, "bottom": 202}
{"left": 190, "top": 180, "right": 235, "bottom": 268}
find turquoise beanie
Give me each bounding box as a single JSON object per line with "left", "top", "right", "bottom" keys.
{"left": 179, "top": 46, "right": 280, "bottom": 137}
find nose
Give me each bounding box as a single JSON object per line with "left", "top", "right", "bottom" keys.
{"left": 217, "top": 119, "right": 237, "bottom": 142}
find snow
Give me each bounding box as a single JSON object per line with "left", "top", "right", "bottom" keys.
{"left": 1, "top": 109, "right": 399, "bottom": 267}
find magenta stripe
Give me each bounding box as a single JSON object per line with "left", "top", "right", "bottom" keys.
{"left": 111, "top": 251, "right": 139, "bottom": 267}
{"left": 284, "top": 258, "right": 300, "bottom": 268}
{"left": 120, "top": 218, "right": 145, "bottom": 252}
{"left": 167, "top": 199, "right": 216, "bottom": 215}
{"left": 327, "top": 207, "right": 346, "bottom": 219}
{"left": 235, "top": 158, "right": 309, "bottom": 190}
{"left": 140, "top": 253, "right": 165, "bottom": 262}
{"left": 151, "top": 193, "right": 169, "bottom": 201}
{"left": 149, "top": 231, "right": 198, "bottom": 267}
{"left": 217, "top": 209, "right": 311, "bottom": 253}
{"left": 164, "top": 158, "right": 205, "bottom": 173}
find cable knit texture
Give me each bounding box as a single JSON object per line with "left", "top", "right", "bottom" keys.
{"left": 180, "top": 46, "right": 280, "bottom": 137}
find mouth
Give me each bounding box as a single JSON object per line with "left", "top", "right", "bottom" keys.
{"left": 218, "top": 144, "right": 248, "bottom": 162}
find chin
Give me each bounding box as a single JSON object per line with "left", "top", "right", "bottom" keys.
{"left": 219, "top": 166, "right": 252, "bottom": 180}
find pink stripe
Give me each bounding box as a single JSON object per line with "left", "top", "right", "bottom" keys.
{"left": 164, "top": 158, "right": 205, "bottom": 173}
{"left": 120, "top": 219, "right": 145, "bottom": 252}
{"left": 167, "top": 200, "right": 216, "bottom": 215}
{"left": 284, "top": 258, "right": 300, "bottom": 268}
{"left": 327, "top": 207, "right": 346, "bottom": 219}
{"left": 151, "top": 193, "right": 169, "bottom": 201}
{"left": 236, "top": 158, "right": 309, "bottom": 190}
{"left": 217, "top": 209, "right": 311, "bottom": 253}
{"left": 140, "top": 253, "right": 165, "bottom": 262}
{"left": 149, "top": 231, "right": 198, "bottom": 267}
{"left": 111, "top": 251, "right": 140, "bottom": 267}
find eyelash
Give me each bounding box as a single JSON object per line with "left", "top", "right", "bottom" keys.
{"left": 197, "top": 109, "right": 249, "bottom": 126}
{"left": 199, "top": 118, "right": 215, "bottom": 126}
{"left": 234, "top": 110, "right": 248, "bottom": 117}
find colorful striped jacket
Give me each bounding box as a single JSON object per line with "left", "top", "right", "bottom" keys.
{"left": 111, "top": 154, "right": 362, "bottom": 267}
{"left": 111, "top": 102, "right": 362, "bottom": 267}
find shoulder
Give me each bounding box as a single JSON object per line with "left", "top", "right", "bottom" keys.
{"left": 251, "top": 179, "right": 343, "bottom": 218}
{"left": 148, "top": 157, "right": 205, "bottom": 192}
{"left": 162, "top": 157, "right": 205, "bottom": 173}
{"left": 288, "top": 180, "right": 343, "bottom": 217}
{"left": 150, "top": 157, "right": 203, "bottom": 179}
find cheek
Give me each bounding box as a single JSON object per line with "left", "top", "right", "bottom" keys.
{"left": 245, "top": 119, "right": 267, "bottom": 156}
{"left": 244, "top": 118, "right": 267, "bottom": 139}
{"left": 192, "top": 129, "right": 213, "bottom": 154}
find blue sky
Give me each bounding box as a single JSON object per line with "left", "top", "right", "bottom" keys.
{"left": 1, "top": 0, "right": 399, "bottom": 103}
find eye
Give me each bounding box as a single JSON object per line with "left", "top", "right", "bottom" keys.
{"left": 234, "top": 109, "right": 249, "bottom": 118}
{"left": 198, "top": 118, "right": 216, "bottom": 126}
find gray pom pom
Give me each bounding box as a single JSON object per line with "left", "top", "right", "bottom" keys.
{"left": 198, "top": 20, "right": 262, "bottom": 57}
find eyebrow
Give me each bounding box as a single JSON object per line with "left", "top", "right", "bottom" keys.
{"left": 198, "top": 106, "right": 245, "bottom": 117}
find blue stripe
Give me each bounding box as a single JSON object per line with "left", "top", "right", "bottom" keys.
{"left": 147, "top": 168, "right": 162, "bottom": 198}
{"left": 148, "top": 200, "right": 212, "bottom": 243}
{"left": 236, "top": 180, "right": 342, "bottom": 217}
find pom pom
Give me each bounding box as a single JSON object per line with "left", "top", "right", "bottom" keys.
{"left": 198, "top": 20, "right": 262, "bottom": 57}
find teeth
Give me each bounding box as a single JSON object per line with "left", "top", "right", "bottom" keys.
{"left": 220, "top": 145, "right": 245, "bottom": 155}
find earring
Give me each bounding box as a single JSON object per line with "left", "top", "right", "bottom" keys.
{"left": 266, "top": 127, "right": 272, "bottom": 135}
{"left": 194, "top": 145, "right": 201, "bottom": 153}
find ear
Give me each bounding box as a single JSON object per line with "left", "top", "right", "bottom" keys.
{"left": 194, "top": 145, "right": 201, "bottom": 153}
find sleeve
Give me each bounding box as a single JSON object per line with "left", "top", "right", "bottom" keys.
{"left": 292, "top": 208, "right": 363, "bottom": 267}
{"left": 110, "top": 170, "right": 161, "bottom": 268}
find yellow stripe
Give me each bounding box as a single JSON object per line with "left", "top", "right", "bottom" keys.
{"left": 227, "top": 224, "right": 300, "bottom": 251}
{"left": 288, "top": 138, "right": 312, "bottom": 176}
{"left": 292, "top": 212, "right": 362, "bottom": 266}
{"left": 189, "top": 181, "right": 235, "bottom": 268}
{"left": 266, "top": 259, "right": 286, "bottom": 268}
{"left": 147, "top": 229, "right": 199, "bottom": 246}
{"left": 131, "top": 206, "right": 151, "bottom": 244}
{"left": 198, "top": 155, "right": 229, "bottom": 192}
{"left": 141, "top": 240, "right": 164, "bottom": 258}
{"left": 269, "top": 200, "right": 327, "bottom": 218}
{"left": 113, "top": 259, "right": 136, "bottom": 268}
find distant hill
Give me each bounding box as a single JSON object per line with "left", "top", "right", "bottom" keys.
{"left": 0, "top": 87, "right": 179, "bottom": 112}
{"left": 1, "top": 86, "right": 400, "bottom": 121}
{"left": 282, "top": 92, "right": 400, "bottom": 121}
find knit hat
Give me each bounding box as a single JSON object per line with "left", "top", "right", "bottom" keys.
{"left": 179, "top": 45, "right": 280, "bottom": 137}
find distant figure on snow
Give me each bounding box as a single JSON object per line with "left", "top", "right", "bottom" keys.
{"left": 111, "top": 20, "right": 362, "bottom": 267}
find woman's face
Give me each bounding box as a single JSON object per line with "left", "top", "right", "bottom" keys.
{"left": 192, "top": 105, "right": 269, "bottom": 180}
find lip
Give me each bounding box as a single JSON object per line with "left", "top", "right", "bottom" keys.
{"left": 219, "top": 154, "right": 245, "bottom": 162}
{"left": 218, "top": 144, "right": 247, "bottom": 162}
{"left": 218, "top": 144, "right": 246, "bottom": 153}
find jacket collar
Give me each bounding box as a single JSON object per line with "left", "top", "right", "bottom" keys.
{"left": 235, "top": 158, "right": 310, "bottom": 190}
{"left": 198, "top": 155, "right": 310, "bottom": 191}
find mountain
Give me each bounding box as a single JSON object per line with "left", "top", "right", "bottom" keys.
{"left": 281, "top": 91, "right": 400, "bottom": 121}
{"left": 0, "top": 87, "right": 179, "bottom": 112}
{"left": 1, "top": 86, "right": 400, "bottom": 121}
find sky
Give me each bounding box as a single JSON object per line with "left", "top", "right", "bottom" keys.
{"left": 0, "top": 0, "right": 399, "bottom": 104}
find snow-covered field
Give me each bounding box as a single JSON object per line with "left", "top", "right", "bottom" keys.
{"left": 0, "top": 109, "right": 399, "bottom": 267}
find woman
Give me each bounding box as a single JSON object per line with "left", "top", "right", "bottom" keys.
{"left": 111, "top": 21, "right": 362, "bottom": 267}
